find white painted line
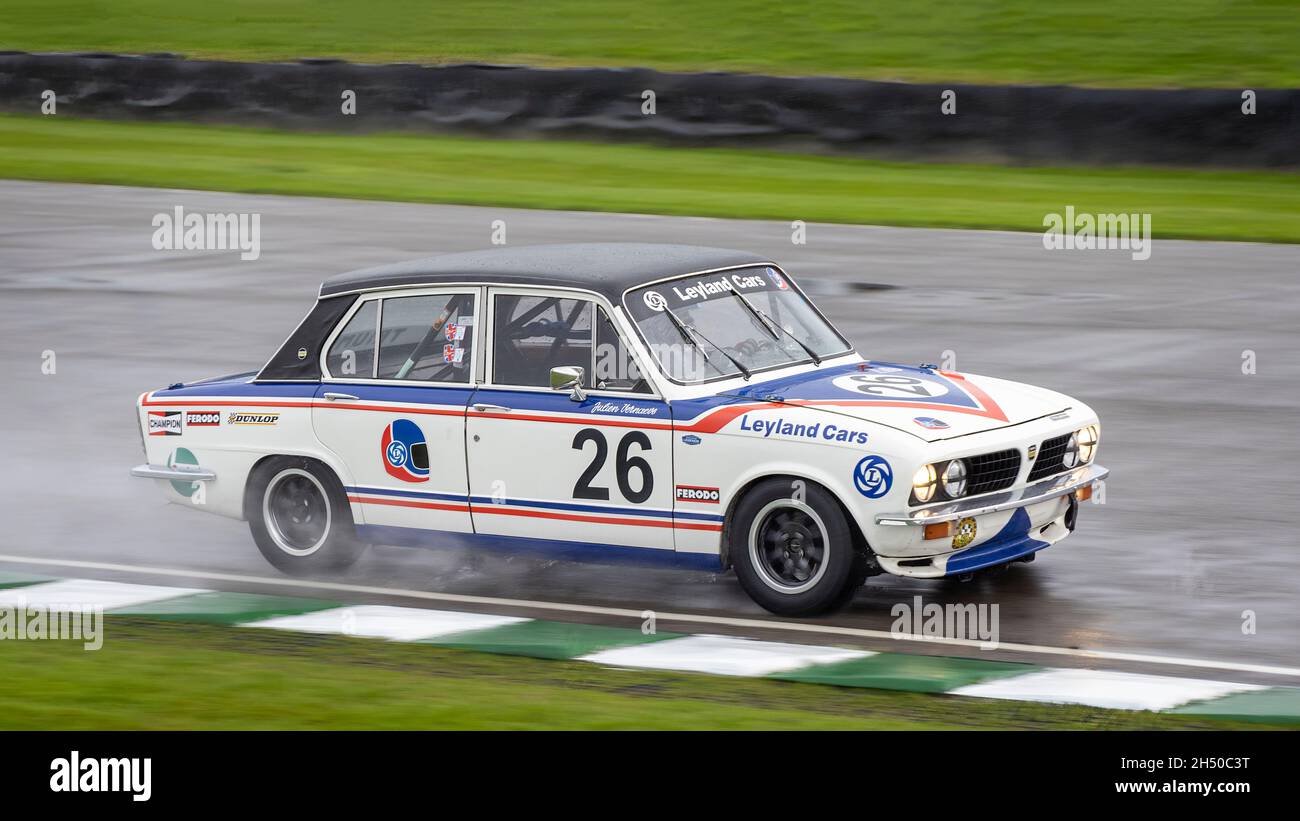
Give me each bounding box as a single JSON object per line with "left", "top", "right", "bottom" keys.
{"left": 950, "top": 669, "right": 1266, "bottom": 711}
{"left": 581, "top": 634, "right": 869, "bottom": 677}
{"left": 2, "top": 553, "right": 1298, "bottom": 680}
{"left": 0, "top": 578, "right": 206, "bottom": 611}
{"left": 247, "top": 605, "right": 526, "bottom": 642}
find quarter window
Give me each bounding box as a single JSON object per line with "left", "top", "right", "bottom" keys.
{"left": 325, "top": 300, "right": 378, "bottom": 378}
{"left": 594, "top": 307, "right": 651, "bottom": 393}
{"left": 376, "top": 293, "right": 477, "bottom": 382}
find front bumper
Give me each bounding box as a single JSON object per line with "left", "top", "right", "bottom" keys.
{"left": 874, "top": 463, "right": 1108, "bottom": 527}
{"left": 130, "top": 463, "right": 217, "bottom": 482}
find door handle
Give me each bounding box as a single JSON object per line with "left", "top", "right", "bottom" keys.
{"left": 472, "top": 403, "right": 512, "bottom": 413}
{"left": 323, "top": 392, "right": 359, "bottom": 401}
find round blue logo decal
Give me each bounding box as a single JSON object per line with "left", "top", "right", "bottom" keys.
{"left": 853, "top": 455, "right": 893, "bottom": 498}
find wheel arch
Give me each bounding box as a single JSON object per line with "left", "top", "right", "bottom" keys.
{"left": 719, "top": 471, "right": 871, "bottom": 571}
{"left": 241, "top": 451, "right": 354, "bottom": 522}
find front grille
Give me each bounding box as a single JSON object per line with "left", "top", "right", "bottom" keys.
{"left": 1027, "top": 433, "right": 1072, "bottom": 481}
{"left": 965, "top": 448, "right": 1022, "bottom": 495}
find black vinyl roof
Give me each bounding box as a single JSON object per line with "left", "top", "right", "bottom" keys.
{"left": 318, "top": 243, "right": 774, "bottom": 300}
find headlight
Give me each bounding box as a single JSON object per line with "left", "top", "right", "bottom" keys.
{"left": 912, "top": 464, "right": 938, "bottom": 503}
{"left": 1078, "top": 425, "right": 1099, "bottom": 463}
{"left": 942, "top": 459, "right": 968, "bottom": 497}
{"left": 1061, "top": 431, "right": 1080, "bottom": 468}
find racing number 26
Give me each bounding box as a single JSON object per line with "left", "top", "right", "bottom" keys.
{"left": 572, "top": 428, "right": 653, "bottom": 504}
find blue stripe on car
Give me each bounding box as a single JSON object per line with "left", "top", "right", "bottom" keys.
{"left": 943, "top": 508, "right": 1051, "bottom": 575}
{"left": 354, "top": 524, "right": 724, "bottom": 571}
{"left": 345, "top": 485, "right": 724, "bottom": 522}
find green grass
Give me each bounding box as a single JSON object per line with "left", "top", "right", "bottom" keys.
{"left": 3, "top": 115, "right": 1297, "bottom": 243}
{"left": 0, "top": 619, "right": 1277, "bottom": 729}
{"left": 2, "top": 1, "right": 1298, "bottom": 87}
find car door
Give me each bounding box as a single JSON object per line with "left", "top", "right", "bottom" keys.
{"left": 466, "top": 288, "right": 676, "bottom": 555}
{"left": 312, "top": 287, "right": 481, "bottom": 540}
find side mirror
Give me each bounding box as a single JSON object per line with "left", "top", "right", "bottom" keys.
{"left": 549, "top": 365, "right": 587, "bottom": 402}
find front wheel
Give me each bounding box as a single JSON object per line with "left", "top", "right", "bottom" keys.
{"left": 729, "top": 478, "right": 868, "bottom": 616}
{"left": 247, "top": 456, "right": 367, "bottom": 574}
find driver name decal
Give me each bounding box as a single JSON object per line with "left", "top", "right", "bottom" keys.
{"left": 591, "top": 401, "right": 660, "bottom": 417}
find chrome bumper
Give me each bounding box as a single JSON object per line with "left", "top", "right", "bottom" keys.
{"left": 130, "top": 463, "right": 217, "bottom": 482}
{"left": 875, "top": 463, "right": 1108, "bottom": 526}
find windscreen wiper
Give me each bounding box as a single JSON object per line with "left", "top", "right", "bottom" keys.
{"left": 659, "top": 304, "right": 752, "bottom": 380}
{"left": 729, "top": 287, "right": 822, "bottom": 365}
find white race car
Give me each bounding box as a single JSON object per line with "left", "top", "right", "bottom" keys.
{"left": 133, "top": 244, "right": 1107, "bottom": 615}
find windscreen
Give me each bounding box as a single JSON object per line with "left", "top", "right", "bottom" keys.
{"left": 625, "top": 267, "right": 850, "bottom": 383}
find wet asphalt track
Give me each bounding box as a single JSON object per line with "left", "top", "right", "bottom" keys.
{"left": 2, "top": 180, "right": 1298, "bottom": 680}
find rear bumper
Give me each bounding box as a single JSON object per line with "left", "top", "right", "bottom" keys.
{"left": 130, "top": 463, "right": 217, "bottom": 482}
{"left": 874, "top": 463, "right": 1107, "bottom": 527}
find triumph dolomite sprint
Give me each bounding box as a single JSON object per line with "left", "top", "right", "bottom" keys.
{"left": 132, "top": 244, "right": 1107, "bottom": 615}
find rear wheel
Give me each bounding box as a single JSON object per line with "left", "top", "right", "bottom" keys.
{"left": 729, "top": 478, "right": 868, "bottom": 616}
{"left": 247, "top": 456, "right": 366, "bottom": 574}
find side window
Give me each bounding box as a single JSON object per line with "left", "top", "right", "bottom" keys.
{"left": 492, "top": 294, "right": 593, "bottom": 387}
{"left": 594, "top": 307, "right": 651, "bottom": 393}
{"left": 376, "top": 293, "right": 476, "bottom": 382}
{"left": 326, "top": 300, "right": 378, "bottom": 378}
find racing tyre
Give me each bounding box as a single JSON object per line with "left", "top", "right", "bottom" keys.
{"left": 247, "top": 456, "right": 366, "bottom": 574}
{"left": 729, "top": 478, "right": 868, "bottom": 616}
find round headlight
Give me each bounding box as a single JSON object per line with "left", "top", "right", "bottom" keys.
{"left": 912, "top": 464, "right": 937, "bottom": 503}
{"left": 1061, "top": 431, "right": 1080, "bottom": 468}
{"left": 1078, "top": 425, "right": 1099, "bottom": 463}
{"left": 942, "top": 459, "right": 968, "bottom": 498}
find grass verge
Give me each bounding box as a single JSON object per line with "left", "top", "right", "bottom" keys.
{"left": 3, "top": 115, "right": 1298, "bottom": 243}
{"left": 0, "top": 619, "right": 1284, "bottom": 729}
{"left": 2, "top": 0, "right": 1298, "bottom": 87}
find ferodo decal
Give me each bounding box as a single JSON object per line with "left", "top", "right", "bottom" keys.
{"left": 228, "top": 411, "right": 280, "bottom": 426}
{"left": 382, "top": 418, "right": 430, "bottom": 483}
{"left": 147, "top": 411, "right": 182, "bottom": 436}
{"left": 167, "top": 447, "right": 200, "bottom": 497}
{"left": 186, "top": 411, "right": 221, "bottom": 427}
{"left": 852, "top": 455, "right": 893, "bottom": 499}
{"left": 675, "top": 485, "right": 720, "bottom": 504}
